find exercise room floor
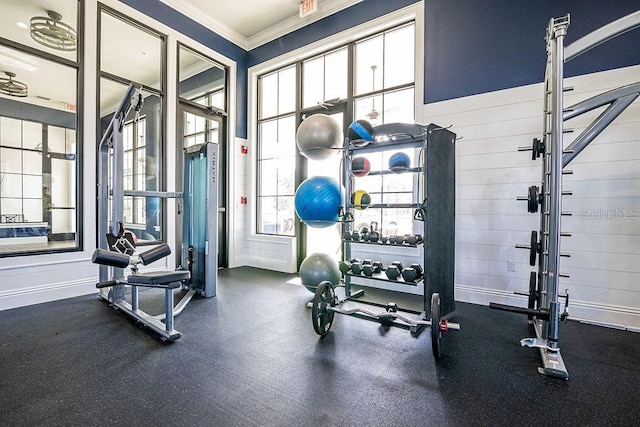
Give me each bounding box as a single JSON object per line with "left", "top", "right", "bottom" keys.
{"left": 1, "top": 266, "right": 639, "bottom": 426}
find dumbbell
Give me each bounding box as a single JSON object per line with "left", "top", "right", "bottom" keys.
{"left": 351, "top": 231, "right": 360, "bottom": 241}
{"left": 368, "top": 230, "right": 380, "bottom": 243}
{"left": 379, "top": 236, "right": 389, "bottom": 244}
{"left": 372, "top": 261, "right": 384, "bottom": 273}
{"left": 385, "top": 265, "right": 401, "bottom": 280}
{"left": 390, "top": 261, "right": 404, "bottom": 272}
{"left": 360, "top": 259, "right": 372, "bottom": 276}
{"left": 362, "top": 260, "right": 383, "bottom": 277}
{"left": 339, "top": 260, "right": 352, "bottom": 275}
{"left": 409, "top": 263, "right": 423, "bottom": 277}
{"left": 343, "top": 231, "right": 352, "bottom": 241}
{"left": 351, "top": 260, "right": 363, "bottom": 275}
{"left": 394, "top": 235, "right": 405, "bottom": 245}
{"left": 405, "top": 234, "right": 424, "bottom": 245}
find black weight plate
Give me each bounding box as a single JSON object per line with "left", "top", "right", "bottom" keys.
{"left": 528, "top": 186, "right": 539, "bottom": 213}
{"left": 311, "top": 281, "right": 336, "bottom": 336}
{"left": 431, "top": 293, "right": 442, "bottom": 359}
{"left": 529, "top": 230, "right": 538, "bottom": 266}
{"left": 528, "top": 271, "right": 537, "bottom": 320}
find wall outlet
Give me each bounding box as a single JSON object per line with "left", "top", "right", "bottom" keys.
{"left": 508, "top": 260, "right": 516, "bottom": 272}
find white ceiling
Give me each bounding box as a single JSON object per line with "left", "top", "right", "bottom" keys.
{"left": 160, "top": 0, "right": 363, "bottom": 49}
{"left": 0, "top": 0, "right": 362, "bottom": 112}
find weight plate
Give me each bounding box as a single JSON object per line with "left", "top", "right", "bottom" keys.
{"left": 529, "top": 230, "right": 538, "bottom": 266}
{"left": 431, "top": 293, "right": 442, "bottom": 359}
{"left": 528, "top": 271, "right": 537, "bottom": 320}
{"left": 527, "top": 186, "right": 539, "bottom": 213}
{"left": 311, "top": 281, "right": 336, "bottom": 336}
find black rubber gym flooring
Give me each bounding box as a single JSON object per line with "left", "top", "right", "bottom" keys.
{"left": 1, "top": 266, "right": 639, "bottom": 426}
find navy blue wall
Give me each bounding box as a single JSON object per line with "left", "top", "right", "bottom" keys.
{"left": 424, "top": 0, "right": 640, "bottom": 103}
{"left": 247, "top": 0, "right": 419, "bottom": 67}
{"left": 119, "top": 0, "right": 248, "bottom": 138}
{"left": 122, "top": 0, "right": 639, "bottom": 138}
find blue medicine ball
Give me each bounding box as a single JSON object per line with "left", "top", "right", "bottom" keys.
{"left": 389, "top": 152, "right": 411, "bottom": 172}
{"left": 347, "top": 119, "right": 374, "bottom": 145}
{"left": 295, "top": 176, "right": 345, "bottom": 228}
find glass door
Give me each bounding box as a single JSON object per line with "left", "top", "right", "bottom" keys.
{"left": 300, "top": 108, "right": 346, "bottom": 263}
{"left": 176, "top": 102, "right": 227, "bottom": 268}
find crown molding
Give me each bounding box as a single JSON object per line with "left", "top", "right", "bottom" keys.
{"left": 246, "top": 0, "right": 363, "bottom": 50}
{"left": 160, "top": 0, "right": 363, "bottom": 51}
{"left": 159, "top": 0, "right": 249, "bottom": 49}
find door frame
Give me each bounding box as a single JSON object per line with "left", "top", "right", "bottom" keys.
{"left": 176, "top": 100, "right": 228, "bottom": 268}
{"left": 296, "top": 103, "right": 349, "bottom": 268}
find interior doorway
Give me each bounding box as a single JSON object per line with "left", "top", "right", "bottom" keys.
{"left": 176, "top": 102, "right": 227, "bottom": 268}
{"left": 299, "top": 108, "right": 346, "bottom": 265}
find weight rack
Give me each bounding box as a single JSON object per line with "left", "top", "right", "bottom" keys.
{"left": 490, "top": 11, "right": 640, "bottom": 379}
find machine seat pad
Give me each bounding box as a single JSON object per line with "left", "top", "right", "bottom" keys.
{"left": 127, "top": 271, "right": 190, "bottom": 287}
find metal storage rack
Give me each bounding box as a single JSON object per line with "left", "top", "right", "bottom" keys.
{"left": 310, "top": 122, "right": 458, "bottom": 358}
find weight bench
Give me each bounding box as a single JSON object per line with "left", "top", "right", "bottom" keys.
{"left": 92, "top": 243, "right": 191, "bottom": 341}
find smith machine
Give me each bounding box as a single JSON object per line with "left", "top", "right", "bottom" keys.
{"left": 93, "top": 84, "right": 218, "bottom": 341}
{"left": 491, "top": 11, "right": 640, "bottom": 379}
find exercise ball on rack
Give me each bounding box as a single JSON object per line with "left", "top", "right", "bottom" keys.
{"left": 350, "top": 156, "right": 371, "bottom": 177}
{"left": 351, "top": 189, "right": 371, "bottom": 210}
{"left": 296, "top": 114, "right": 342, "bottom": 160}
{"left": 347, "top": 119, "right": 374, "bottom": 146}
{"left": 299, "top": 252, "right": 341, "bottom": 293}
{"left": 295, "top": 176, "right": 345, "bottom": 228}
{"left": 389, "top": 152, "right": 411, "bottom": 172}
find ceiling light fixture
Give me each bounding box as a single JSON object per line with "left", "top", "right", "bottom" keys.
{"left": 0, "top": 72, "right": 28, "bottom": 97}
{"left": 30, "top": 10, "right": 77, "bottom": 51}
{"left": 366, "top": 65, "right": 379, "bottom": 123}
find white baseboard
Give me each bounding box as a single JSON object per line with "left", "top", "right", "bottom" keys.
{"left": 0, "top": 279, "right": 96, "bottom": 311}
{"left": 455, "top": 283, "right": 640, "bottom": 331}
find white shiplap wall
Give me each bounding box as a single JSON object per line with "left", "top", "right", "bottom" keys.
{"left": 424, "top": 65, "right": 640, "bottom": 329}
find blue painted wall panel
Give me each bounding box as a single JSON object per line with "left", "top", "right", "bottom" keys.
{"left": 424, "top": 0, "right": 640, "bottom": 103}
{"left": 119, "top": 0, "right": 248, "bottom": 137}
{"left": 121, "top": 0, "right": 639, "bottom": 136}
{"left": 247, "top": 0, "right": 419, "bottom": 67}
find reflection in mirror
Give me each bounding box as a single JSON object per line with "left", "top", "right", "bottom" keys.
{"left": 0, "top": 0, "right": 78, "bottom": 62}
{"left": 99, "top": 78, "right": 163, "bottom": 244}
{"left": 0, "top": 44, "right": 78, "bottom": 255}
{"left": 100, "top": 10, "right": 162, "bottom": 90}
{"left": 179, "top": 44, "right": 226, "bottom": 111}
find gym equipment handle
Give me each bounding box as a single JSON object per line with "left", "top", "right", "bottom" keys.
{"left": 489, "top": 302, "right": 551, "bottom": 320}
{"left": 139, "top": 243, "right": 171, "bottom": 265}
{"left": 91, "top": 249, "right": 129, "bottom": 268}
{"left": 96, "top": 280, "right": 118, "bottom": 289}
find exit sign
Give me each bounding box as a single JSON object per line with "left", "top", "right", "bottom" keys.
{"left": 299, "top": 0, "right": 317, "bottom": 18}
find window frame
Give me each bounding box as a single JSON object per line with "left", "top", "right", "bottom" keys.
{"left": 255, "top": 16, "right": 420, "bottom": 240}
{"left": 0, "top": 0, "right": 83, "bottom": 258}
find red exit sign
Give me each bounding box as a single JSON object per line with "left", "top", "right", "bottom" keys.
{"left": 299, "top": 0, "right": 317, "bottom": 18}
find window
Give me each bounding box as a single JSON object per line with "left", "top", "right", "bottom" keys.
{"left": 351, "top": 23, "right": 416, "bottom": 237}
{"left": 257, "top": 66, "right": 297, "bottom": 236}
{"left": 256, "top": 22, "right": 416, "bottom": 238}
{"left": 0, "top": 0, "right": 81, "bottom": 256}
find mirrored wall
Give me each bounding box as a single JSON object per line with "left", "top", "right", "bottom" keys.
{"left": 99, "top": 6, "right": 165, "bottom": 245}
{"left": 0, "top": 0, "right": 80, "bottom": 256}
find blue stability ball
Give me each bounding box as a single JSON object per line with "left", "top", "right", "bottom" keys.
{"left": 348, "top": 119, "right": 374, "bottom": 145}
{"left": 299, "top": 252, "right": 341, "bottom": 293}
{"left": 295, "top": 176, "right": 345, "bottom": 228}
{"left": 389, "top": 152, "right": 411, "bottom": 172}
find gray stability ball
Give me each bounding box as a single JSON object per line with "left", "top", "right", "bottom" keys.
{"left": 300, "top": 252, "right": 341, "bottom": 293}
{"left": 296, "top": 114, "right": 342, "bottom": 161}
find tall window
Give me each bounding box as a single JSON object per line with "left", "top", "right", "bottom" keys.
{"left": 256, "top": 22, "right": 416, "bottom": 237}
{"left": 257, "top": 66, "right": 297, "bottom": 235}
{"left": 351, "top": 23, "right": 416, "bottom": 237}
{"left": 0, "top": 0, "right": 81, "bottom": 256}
